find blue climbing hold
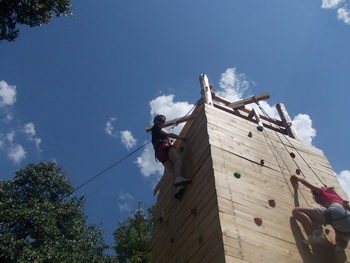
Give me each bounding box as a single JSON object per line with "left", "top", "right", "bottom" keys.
{"left": 257, "top": 125, "right": 264, "bottom": 132}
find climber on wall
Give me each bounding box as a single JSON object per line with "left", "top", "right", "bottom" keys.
{"left": 291, "top": 174, "right": 350, "bottom": 261}
{"left": 151, "top": 114, "right": 191, "bottom": 187}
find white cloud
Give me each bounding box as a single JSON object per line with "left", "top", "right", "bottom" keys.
{"left": 6, "top": 131, "right": 15, "bottom": 143}
{"left": 23, "top": 123, "right": 35, "bottom": 136}
{"left": 136, "top": 143, "right": 163, "bottom": 178}
{"left": 105, "top": 117, "right": 118, "bottom": 137}
{"left": 149, "top": 95, "right": 194, "bottom": 133}
{"left": 136, "top": 94, "right": 194, "bottom": 179}
{"left": 216, "top": 68, "right": 318, "bottom": 146}
{"left": 0, "top": 81, "right": 43, "bottom": 165}
{"left": 218, "top": 68, "right": 251, "bottom": 102}
{"left": 118, "top": 192, "right": 134, "bottom": 213}
{"left": 337, "top": 170, "right": 350, "bottom": 199}
{"left": 322, "top": 0, "right": 343, "bottom": 8}
{"left": 120, "top": 130, "right": 137, "bottom": 150}
{"left": 337, "top": 7, "right": 350, "bottom": 24}
{"left": 105, "top": 118, "right": 137, "bottom": 150}
{"left": 7, "top": 144, "right": 26, "bottom": 164}
{"left": 321, "top": 0, "right": 350, "bottom": 25}
{"left": 292, "top": 114, "right": 317, "bottom": 146}
{"left": 0, "top": 80, "right": 17, "bottom": 108}
{"left": 23, "top": 122, "right": 42, "bottom": 153}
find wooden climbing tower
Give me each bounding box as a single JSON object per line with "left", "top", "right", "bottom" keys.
{"left": 149, "top": 74, "right": 349, "bottom": 263}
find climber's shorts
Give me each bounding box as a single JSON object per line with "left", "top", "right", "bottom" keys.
{"left": 155, "top": 142, "right": 173, "bottom": 163}
{"left": 314, "top": 202, "right": 350, "bottom": 235}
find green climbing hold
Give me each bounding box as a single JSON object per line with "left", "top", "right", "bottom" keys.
{"left": 234, "top": 172, "right": 241, "bottom": 178}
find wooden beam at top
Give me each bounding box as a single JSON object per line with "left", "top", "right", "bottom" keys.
{"left": 229, "top": 93, "right": 270, "bottom": 109}
{"left": 145, "top": 114, "right": 196, "bottom": 132}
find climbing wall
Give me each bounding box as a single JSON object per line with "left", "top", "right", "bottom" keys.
{"left": 207, "top": 105, "right": 349, "bottom": 263}
{"left": 151, "top": 104, "right": 225, "bottom": 262}
{"left": 151, "top": 103, "right": 349, "bottom": 263}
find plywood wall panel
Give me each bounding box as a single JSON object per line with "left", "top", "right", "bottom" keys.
{"left": 151, "top": 104, "right": 348, "bottom": 263}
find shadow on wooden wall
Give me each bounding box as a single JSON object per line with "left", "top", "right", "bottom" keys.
{"left": 290, "top": 217, "right": 341, "bottom": 263}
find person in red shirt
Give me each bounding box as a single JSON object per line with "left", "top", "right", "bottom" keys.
{"left": 291, "top": 174, "right": 350, "bottom": 261}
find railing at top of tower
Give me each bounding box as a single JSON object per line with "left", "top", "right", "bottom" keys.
{"left": 146, "top": 74, "right": 299, "bottom": 141}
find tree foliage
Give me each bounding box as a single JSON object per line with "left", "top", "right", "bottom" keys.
{"left": 0, "top": 161, "right": 110, "bottom": 262}
{"left": 0, "top": 0, "right": 72, "bottom": 42}
{"left": 113, "top": 203, "right": 156, "bottom": 263}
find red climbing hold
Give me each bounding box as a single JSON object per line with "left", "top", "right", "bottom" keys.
{"left": 296, "top": 168, "right": 301, "bottom": 175}
{"left": 268, "top": 199, "right": 276, "bottom": 207}
{"left": 290, "top": 152, "right": 296, "bottom": 158}
{"left": 254, "top": 217, "right": 263, "bottom": 226}
{"left": 260, "top": 159, "right": 265, "bottom": 166}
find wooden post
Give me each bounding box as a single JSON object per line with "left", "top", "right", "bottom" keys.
{"left": 276, "top": 103, "right": 300, "bottom": 140}
{"left": 252, "top": 108, "right": 264, "bottom": 131}
{"left": 145, "top": 114, "right": 196, "bottom": 132}
{"left": 199, "top": 74, "right": 213, "bottom": 106}
{"left": 228, "top": 93, "right": 270, "bottom": 109}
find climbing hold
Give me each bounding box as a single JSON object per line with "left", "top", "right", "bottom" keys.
{"left": 191, "top": 208, "right": 197, "bottom": 216}
{"left": 257, "top": 125, "right": 264, "bottom": 132}
{"left": 234, "top": 172, "right": 241, "bottom": 178}
{"left": 254, "top": 217, "right": 263, "bottom": 226}
{"left": 170, "top": 237, "right": 175, "bottom": 243}
{"left": 296, "top": 168, "right": 301, "bottom": 175}
{"left": 248, "top": 131, "right": 253, "bottom": 138}
{"left": 268, "top": 199, "right": 276, "bottom": 207}
{"left": 325, "top": 229, "right": 330, "bottom": 235}
{"left": 260, "top": 159, "right": 265, "bottom": 166}
{"left": 290, "top": 152, "right": 296, "bottom": 158}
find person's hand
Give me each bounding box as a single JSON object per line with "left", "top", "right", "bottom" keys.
{"left": 290, "top": 174, "right": 299, "bottom": 186}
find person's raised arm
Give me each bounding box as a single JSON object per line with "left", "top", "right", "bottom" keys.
{"left": 291, "top": 174, "right": 321, "bottom": 193}
{"left": 160, "top": 128, "right": 187, "bottom": 141}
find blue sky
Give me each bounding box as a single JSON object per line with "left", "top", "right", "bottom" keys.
{"left": 1, "top": 0, "right": 350, "bottom": 252}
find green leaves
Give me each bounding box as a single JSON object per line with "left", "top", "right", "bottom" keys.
{"left": 0, "top": 161, "right": 110, "bottom": 262}
{"left": 113, "top": 203, "right": 156, "bottom": 263}
{"left": 0, "top": 0, "right": 73, "bottom": 42}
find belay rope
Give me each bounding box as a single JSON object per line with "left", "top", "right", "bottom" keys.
{"left": 72, "top": 140, "right": 151, "bottom": 194}
{"left": 74, "top": 102, "right": 198, "bottom": 193}
{"left": 254, "top": 98, "right": 327, "bottom": 188}
{"left": 251, "top": 99, "right": 329, "bottom": 208}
